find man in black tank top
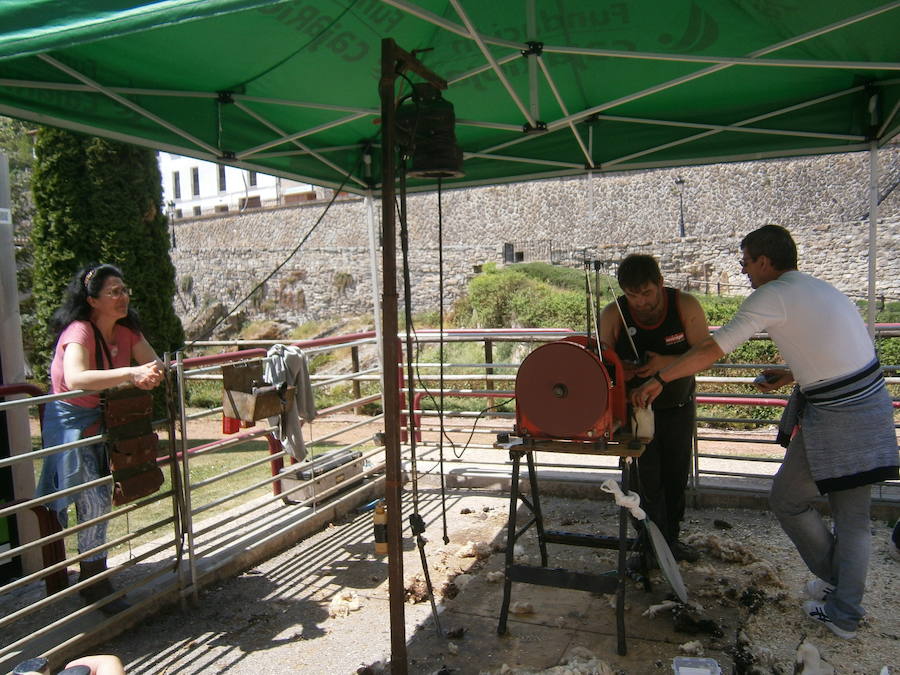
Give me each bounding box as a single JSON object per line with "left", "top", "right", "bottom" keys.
{"left": 599, "top": 255, "right": 710, "bottom": 563}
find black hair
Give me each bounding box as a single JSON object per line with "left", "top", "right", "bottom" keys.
{"left": 740, "top": 225, "right": 798, "bottom": 271}
{"left": 617, "top": 254, "right": 663, "bottom": 291}
{"left": 50, "top": 263, "right": 142, "bottom": 342}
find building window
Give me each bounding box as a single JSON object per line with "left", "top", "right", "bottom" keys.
{"left": 218, "top": 164, "right": 226, "bottom": 192}
{"left": 248, "top": 170, "right": 257, "bottom": 187}
{"left": 172, "top": 171, "right": 181, "bottom": 199}
{"left": 191, "top": 167, "right": 200, "bottom": 197}
{"left": 193, "top": 205, "right": 201, "bottom": 216}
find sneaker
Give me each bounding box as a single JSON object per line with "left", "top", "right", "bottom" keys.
{"left": 804, "top": 578, "right": 835, "bottom": 602}
{"left": 802, "top": 600, "right": 857, "bottom": 639}
{"left": 670, "top": 540, "right": 700, "bottom": 563}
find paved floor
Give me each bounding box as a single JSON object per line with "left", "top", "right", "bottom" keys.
{"left": 90, "top": 487, "right": 772, "bottom": 674}
{"left": 9, "top": 448, "right": 898, "bottom": 674}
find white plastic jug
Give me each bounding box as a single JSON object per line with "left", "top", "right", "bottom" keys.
{"left": 632, "top": 406, "right": 654, "bottom": 442}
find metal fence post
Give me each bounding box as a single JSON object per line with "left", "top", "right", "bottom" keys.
{"left": 484, "top": 339, "right": 494, "bottom": 407}
{"left": 351, "top": 345, "right": 361, "bottom": 413}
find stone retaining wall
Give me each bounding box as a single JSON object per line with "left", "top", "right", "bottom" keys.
{"left": 171, "top": 146, "right": 900, "bottom": 329}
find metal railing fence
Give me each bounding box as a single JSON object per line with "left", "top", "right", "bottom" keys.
{"left": 0, "top": 332, "right": 384, "bottom": 671}
{"left": 0, "top": 326, "right": 897, "bottom": 669}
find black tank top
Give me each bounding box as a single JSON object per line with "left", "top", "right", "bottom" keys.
{"left": 613, "top": 287, "right": 695, "bottom": 409}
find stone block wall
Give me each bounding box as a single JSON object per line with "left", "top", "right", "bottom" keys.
{"left": 171, "top": 145, "right": 900, "bottom": 329}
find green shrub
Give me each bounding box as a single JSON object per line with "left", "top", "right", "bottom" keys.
{"left": 467, "top": 269, "right": 532, "bottom": 327}
{"left": 185, "top": 379, "right": 222, "bottom": 409}
{"left": 511, "top": 262, "right": 602, "bottom": 292}
{"left": 510, "top": 286, "right": 585, "bottom": 329}
{"left": 698, "top": 296, "right": 743, "bottom": 327}
{"left": 877, "top": 337, "right": 899, "bottom": 367}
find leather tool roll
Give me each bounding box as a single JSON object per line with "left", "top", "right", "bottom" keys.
{"left": 112, "top": 464, "right": 165, "bottom": 506}
{"left": 103, "top": 387, "right": 164, "bottom": 505}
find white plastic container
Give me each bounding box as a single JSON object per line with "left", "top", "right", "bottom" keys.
{"left": 632, "top": 406, "right": 655, "bottom": 442}
{"left": 672, "top": 656, "right": 721, "bottom": 675}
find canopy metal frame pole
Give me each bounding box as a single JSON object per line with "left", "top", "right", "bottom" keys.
{"left": 449, "top": 0, "right": 536, "bottom": 128}
{"left": 867, "top": 140, "right": 879, "bottom": 336}
{"left": 365, "top": 189, "right": 385, "bottom": 401}
{"left": 379, "top": 37, "right": 449, "bottom": 674}
{"left": 232, "top": 101, "right": 368, "bottom": 188}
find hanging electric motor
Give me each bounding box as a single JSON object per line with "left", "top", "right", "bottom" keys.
{"left": 395, "top": 82, "right": 464, "bottom": 179}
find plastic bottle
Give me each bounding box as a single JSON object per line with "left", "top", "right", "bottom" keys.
{"left": 373, "top": 501, "right": 388, "bottom": 555}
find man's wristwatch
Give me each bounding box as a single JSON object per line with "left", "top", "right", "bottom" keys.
{"left": 652, "top": 372, "right": 666, "bottom": 386}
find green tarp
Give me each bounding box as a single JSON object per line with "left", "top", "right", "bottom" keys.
{"left": 1, "top": 0, "right": 898, "bottom": 194}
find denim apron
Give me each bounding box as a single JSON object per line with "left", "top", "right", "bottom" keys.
{"left": 35, "top": 399, "right": 109, "bottom": 558}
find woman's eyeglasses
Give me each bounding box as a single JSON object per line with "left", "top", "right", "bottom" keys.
{"left": 102, "top": 287, "right": 132, "bottom": 299}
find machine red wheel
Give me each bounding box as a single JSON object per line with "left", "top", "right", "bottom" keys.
{"left": 515, "top": 340, "right": 610, "bottom": 440}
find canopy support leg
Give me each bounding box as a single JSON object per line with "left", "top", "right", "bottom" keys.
{"left": 866, "top": 141, "right": 879, "bottom": 337}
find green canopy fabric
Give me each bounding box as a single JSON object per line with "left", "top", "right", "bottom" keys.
{"left": 1, "top": 0, "right": 898, "bottom": 194}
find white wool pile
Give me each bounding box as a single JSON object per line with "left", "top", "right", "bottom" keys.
{"left": 743, "top": 560, "right": 785, "bottom": 587}
{"left": 510, "top": 601, "right": 534, "bottom": 615}
{"left": 642, "top": 599, "right": 678, "bottom": 618}
{"left": 457, "top": 540, "right": 493, "bottom": 559}
{"left": 329, "top": 589, "right": 362, "bottom": 618}
{"left": 794, "top": 639, "right": 835, "bottom": 675}
{"left": 405, "top": 573, "right": 429, "bottom": 603}
{"left": 679, "top": 640, "right": 704, "bottom": 656}
{"left": 683, "top": 533, "right": 759, "bottom": 564}
{"left": 493, "top": 647, "right": 614, "bottom": 674}
{"left": 452, "top": 573, "right": 473, "bottom": 589}
{"left": 603, "top": 593, "right": 629, "bottom": 611}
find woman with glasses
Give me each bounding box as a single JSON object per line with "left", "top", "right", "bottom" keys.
{"left": 36, "top": 263, "right": 163, "bottom": 615}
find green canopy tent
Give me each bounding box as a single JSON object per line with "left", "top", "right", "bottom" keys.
{"left": 1, "top": 1, "right": 898, "bottom": 189}
{"left": 2, "top": 1, "right": 899, "bottom": 670}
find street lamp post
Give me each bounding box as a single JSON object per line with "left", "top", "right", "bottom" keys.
{"left": 166, "top": 199, "right": 177, "bottom": 248}
{"left": 674, "top": 176, "right": 685, "bottom": 237}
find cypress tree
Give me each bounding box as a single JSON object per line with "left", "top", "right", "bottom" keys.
{"left": 30, "top": 128, "right": 184, "bottom": 379}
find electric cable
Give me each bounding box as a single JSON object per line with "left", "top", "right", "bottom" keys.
{"left": 397, "top": 161, "right": 420, "bottom": 515}
{"left": 394, "top": 94, "right": 443, "bottom": 636}
{"left": 437, "top": 176, "right": 449, "bottom": 544}
{"left": 184, "top": 151, "right": 366, "bottom": 350}
{"left": 408, "top": 393, "right": 516, "bottom": 476}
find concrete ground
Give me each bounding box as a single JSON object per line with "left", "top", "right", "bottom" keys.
{"left": 12, "top": 415, "right": 895, "bottom": 674}
{"left": 89, "top": 483, "right": 900, "bottom": 675}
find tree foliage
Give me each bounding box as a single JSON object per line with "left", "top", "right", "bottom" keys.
{"left": 1, "top": 116, "right": 38, "bottom": 368}
{"left": 30, "top": 127, "right": 183, "bottom": 379}
{"left": 0, "top": 116, "right": 35, "bottom": 230}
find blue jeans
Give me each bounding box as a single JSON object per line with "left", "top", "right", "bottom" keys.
{"left": 770, "top": 429, "right": 871, "bottom": 630}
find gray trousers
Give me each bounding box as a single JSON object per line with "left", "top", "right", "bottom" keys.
{"left": 770, "top": 429, "right": 871, "bottom": 630}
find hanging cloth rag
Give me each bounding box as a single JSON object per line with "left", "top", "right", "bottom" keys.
{"left": 264, "top": 344, "right": 317, "bottom": 460}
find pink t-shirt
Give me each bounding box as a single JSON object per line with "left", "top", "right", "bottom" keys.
{"left": 50, "top": 320, "right": 142, "bottom": 408}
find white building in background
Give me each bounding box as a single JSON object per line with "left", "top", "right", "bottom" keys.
{"left": 158, "top": 153, "right": 319, "bottom": 218}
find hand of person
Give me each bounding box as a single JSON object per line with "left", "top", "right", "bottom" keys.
{"left": 635, "top": 351, "right": 665, "bottom": 378}
{"left": 630, "top": 377, "right": 662, "bottom": 409}
{"left": 755, "top": 368, "right": 793, "bottom": 393}
{"left": 621, "top": 360, "right": 639, "bottom": 381}
{"left": 130, "top": 362, "right": 163, "bottom": 390}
